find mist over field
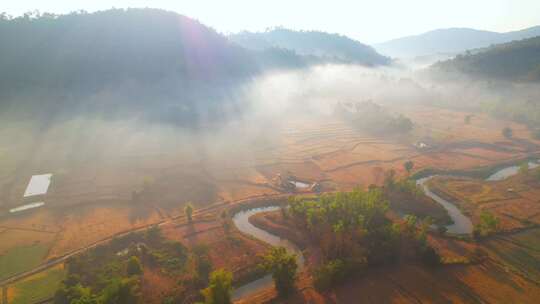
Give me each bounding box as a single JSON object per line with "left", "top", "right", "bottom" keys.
{"left": 3, "top": 60, "right": 539, "bottom": 186}
{"left": 2, "top": 5, "right": 540, "bottom": 304}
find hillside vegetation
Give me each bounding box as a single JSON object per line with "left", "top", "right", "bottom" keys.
{"left": 0, "top": 9, "right": 306, "bottom": 126}
{"left": 431, "top": 36, "right": 540, "bottom": 82}
{"left": 230, "top": 28, "right": 390, "bottom": 66}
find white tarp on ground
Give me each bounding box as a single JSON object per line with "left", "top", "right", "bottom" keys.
{"left": 10, "top": 202, "right": 45, "bottom": 213}
{"left": 23, "top": 173, "right": 53, "bottom": 197}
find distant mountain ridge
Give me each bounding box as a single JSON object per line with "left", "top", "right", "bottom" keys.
{"left": 430, "top": 36, "right": 540, "bottom": 82}
{"left": 375, "top": 26, "right": 540, "bottom": 58}
{"left": 229, "top": 28, "right": 390, "bottom": 66}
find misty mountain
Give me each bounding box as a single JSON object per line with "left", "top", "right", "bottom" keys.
{"left": 430, "top": 36, "right": 540, "bottom": 82}
{"left": 376, "top": 26, "right": 540, "bottom": 58}
{"left": 0, "top": 9, "right": 308, "bottom": 126}
{"left": 229, "top": 28, "right": 390, "bottom": 66}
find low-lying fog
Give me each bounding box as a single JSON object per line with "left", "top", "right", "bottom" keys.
{"left": 1, "top": 63, "right": 539, "bottom": 206}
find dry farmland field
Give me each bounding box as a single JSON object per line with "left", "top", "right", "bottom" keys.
{"left": 1, "top": 105, "right": 540, "bottom": 302}
{"left": 6, "top": 264, "right": 66, "bottom": 304}
{"left": 239, "top": 208, "right": 540, "bottom": 304}
{"left": 428, "top": 165, "right": 540, "bottom": 231}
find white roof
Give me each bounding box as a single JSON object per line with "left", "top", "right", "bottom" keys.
{"left": 23, "top": 174, "right": 52, "bottom": 197}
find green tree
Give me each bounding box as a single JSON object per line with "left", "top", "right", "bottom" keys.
{"left": 474, "top": 211, "right": 500, "bottom": 237}
{"left": 185, "top": 203, "right": 194, "bottom": 223}
{"left": 100, "top": 277, "right": 141, "bottom": 304}
{"left": 502, "top": 127, "right": 513, "bottom": 139}
{"left": 54, "top": 284, "right": 93, "bottom": 304}
{"left": 403, "top": 214, "right": 418, "bottom": 236}
{"left": 417, "top": 216, "right": 433, "bottom": 242}
{"left": 201, "top": 269, "right": 233, "bottom": 304}
{"left": 127, "top": 256, "right": 143, "bottom": 276}
{"left": 261, "top": 246, "right": 298, "bottom": 297}
{"left": 313, "top": 259, "right": 346, "bottom": 291}
{"left": 403, "top": 161, "right": 414, "bottom": 175}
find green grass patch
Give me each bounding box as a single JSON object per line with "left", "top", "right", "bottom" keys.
{"left": 9, "top": 265, "right": 66, "bottom": 304}
{"left": 0, "top": 243, "right": 49, "bottom": 280}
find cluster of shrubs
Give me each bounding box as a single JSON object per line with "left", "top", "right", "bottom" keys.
{"left": 313, "top": 259, "right": 359, "bottom": 291}
{"left": 288, "top": 187, "right": 441, "bottom": 292}
{"left": 335, "top": 101, "right": 414, "bottom": 135}
{"left": 53, "top": 225, "right": 206, "bottom": 304}
{"left": 473, "top": 211, "right": 500, "bottom": 238}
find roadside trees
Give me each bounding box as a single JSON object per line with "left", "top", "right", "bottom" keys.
{"left": 261, "top": 246, "right": 298, "bottom": 298}
{"left": 185, "top": 203, "right": 194, "bottom": 223}
{"left": 127, "top": 256, "right": 143, "bottom": 276}
{"left": 404, "top": 161, "right": 414, "bottom": 176}
{"left": 201, "top": 269, "right": 233, "bottom": 304}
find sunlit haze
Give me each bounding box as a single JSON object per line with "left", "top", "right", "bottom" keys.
{"left": 4, "top": 0, "right": 540, "bottom": 43}
{"left": 2, "top": 1, "right": 540, "bottom": 303}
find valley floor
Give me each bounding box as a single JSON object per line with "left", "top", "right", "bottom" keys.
{"left": 1, "top": 105, "right": 540, "bottom": 303}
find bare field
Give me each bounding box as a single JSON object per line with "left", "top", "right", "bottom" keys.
{"left": 482, "top": 228, "right": 540, "bottom": 283}
{"left": 48, "top": 203, "right": 163, "bottom": 258}
{"left": 1, "top": 105, "right": 540, "bottom": 283}
{"left": 6, "top": 263, "right": 65, "bottom": 304}
{"left": 429, "top": 168, "right": 540, "bottom": 232}
{"left": 0, "top": 228, "right": 57, "bottom": 280}
{"left": 0, "top": 229, "right": 56, "bottom": 255}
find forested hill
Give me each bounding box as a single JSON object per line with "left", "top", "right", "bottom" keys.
{"left": 0, "top": 9, "right": 308, "bottom": 125}
{"left": 229, "top": 28, "right": 390, "bottom": 66}
{"left": 430, "top": 36, "right": 540, "bottom": 82}
{"left": 0, "top": 9, "right": 257, "bottom": 94}
{"left": 376, "top": 26, "right": 540, "bottom": 58}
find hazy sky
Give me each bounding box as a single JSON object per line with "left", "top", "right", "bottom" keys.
{"left": 4, "top": 0, "right": 540, "bottom": 43}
